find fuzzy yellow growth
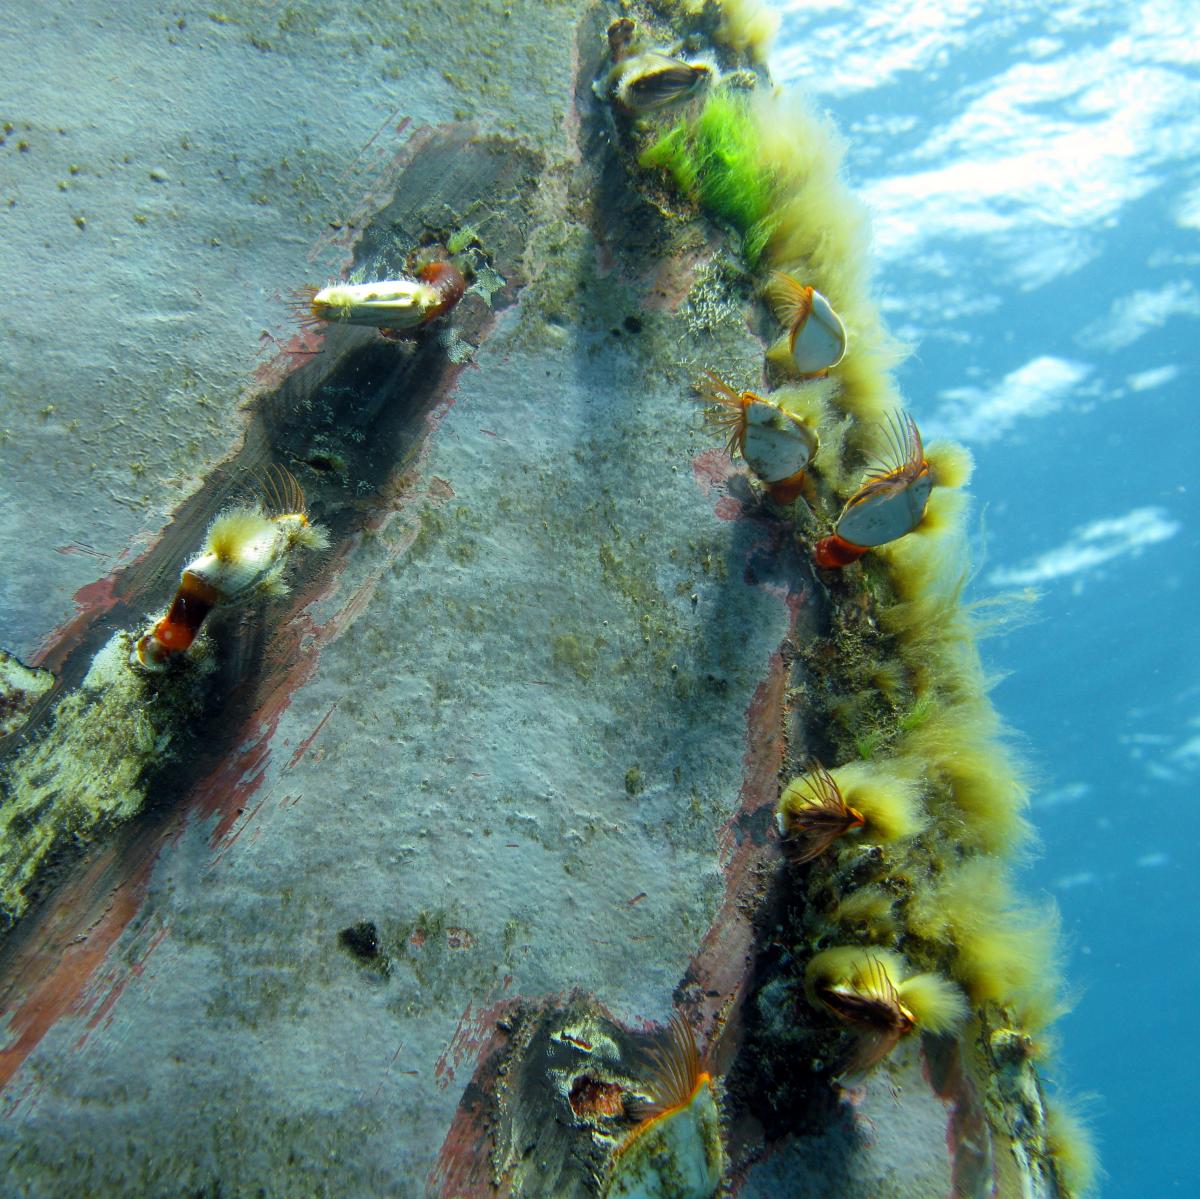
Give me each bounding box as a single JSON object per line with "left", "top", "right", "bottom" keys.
{"left": 899, "top": 696, "right": 1034, "bottom": 856}
{"left": 830, "top": 887, "right": 898, "bottom": 942}
{"left": 1044, "top": 1101, "right": 1100, "bottom": 1198}
{"left": 828, "top": 759, "right": 928, "bottom": 843}
{"left": 896, "top": 971, "right": 970, "bottom": 1033}
{"left": 752, "top": 96, "right": 864, "bottom": 288}
{"left": 289, "top": 519, "right": 331, "bottom": 552}
{"left": 824, "top": 344, "right": 905, "bottom": 430}
{"left": 715, "top": 0, "right": 780, "bottom": 62}
{"left": 876, "top": 556, "right": 991, "bottom": 707}
{"left": 908, "top": 858, "right": 1065, "bottom": 1031}
{"left": 806, "top": 946, "right": 968, "bottom": 1032}
{"left": 206, "top": 507, "right": 276, "bottom": 564}
{"left": 670, "top": 0, "right": 779, "bottom": 63}
{"left": 925, "top": 439, "right": 974, "bottom": 490}
{"left": 771, "top": 380, "right": 836, "bottom": 430}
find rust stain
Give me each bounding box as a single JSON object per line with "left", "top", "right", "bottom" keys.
{"left": 679, "top": 653, "right": 787, "bottom": 1039}
{"left": 713, "top": 493, "right": 748, "bottom": 522}
{"left": 925, "top": 1039, "right": 997, "bottom": 1198}
{"left": 252, "top": 326, "right": 327, "bottom": 390}
{"left": 433, "top": 986, "right": 514, "bottom": 1092}
{"left": 427, "top": 998, "right": 521, "bottom": 1199}
{"left": 29, "top": 572, "right": 124, "bottom": 673}
{"left": 53, "top": 542, "right": 108, "bottom": 560}
{"left": 285, "top": 702, "right": 338, "bottom": 771}
{"left": 78, "top": 923, "right": 170, "bottom": 1041}
{"left": 0, "top": 849, "right": 158, "bottom": 1094}
{"left": 690, "top": 447, "right": 737, "bottom": 495}
{"left": 434, "top": 1003, "right": 482, "bottom": 1088}
{"left": 645, "top": 234, "right": 726, "bottom": 313}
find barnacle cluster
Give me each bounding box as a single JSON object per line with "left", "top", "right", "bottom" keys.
{"left": 597, "top": 3, "right": 1096, "bottom": 1195}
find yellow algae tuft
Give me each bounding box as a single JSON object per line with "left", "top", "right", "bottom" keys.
{"left": 713, "top": 0, "right": 781, "bottom": 63}
{"left": 896, "top": 970, "right": 970, "bottom": 1033}
{"left": 925, "top": 438, "right": 974, "bottom": 490}
{"left": 1044, "top": 1100, "right": 1101, "bottom": 1198}
{"left": 667, "top": 0, "right": 781, "bottom": 64}
{"left": 829, "top": 886, "right": 899, "bottom": 942}
{"left": 205, "top": 506, "right": 275, "bottom": 564}
{"left": 828, "top": 758, "right": 928, "bottom": 844}
{"left": 898, "top": 696, "right": 1035, "bottom": 856}
{"left": 907, "top": 857, "right": 1066, "bottom": 1031}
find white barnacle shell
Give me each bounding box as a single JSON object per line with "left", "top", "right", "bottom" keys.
{"left": 765, "top": 272, "right": 848, "bottom": 376}
{"left": 740, "top": 399, "right": 818, "bottom": 485}
{"left": 604, "top": 1079, "right": 723, "bottom": 1199}
{"left": 835, "top": 472, "right": 933, "bottom": 548}
{"left": 186, "top": 509, "right": 325, "bottom": 605}
{"left": 791, "top": 287, "right": 847, "bottom": 374}
{"left": 310, "top": 279, "right": 441, "bottom": 330}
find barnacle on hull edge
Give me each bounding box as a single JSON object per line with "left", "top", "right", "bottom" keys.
{"left": 604, "top": 1013, "right": 724, "bottom": 1199}
{"left": 806, "top": 947, "right": 968, "bottom": 1079}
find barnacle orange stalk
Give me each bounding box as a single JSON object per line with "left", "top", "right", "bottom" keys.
{"left": 133, "top": 466, "right": 329, "bottom": 671}
{"left": 814, "top": 411, "right": 933, "bottom": 568}
{"left": 605, "top": 1012, "right": 724, "bottom": 1198}
{"left": 776, "top": 760, "right": 864, "bottom": 863}
{"left": 696, "top": 371, "right": 818, "bottom": 503}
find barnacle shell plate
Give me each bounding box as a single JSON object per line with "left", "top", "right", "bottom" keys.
{"left": 605, "top": 1080, "right": 723, "bottom": 1199}
{"left": 791, "top": 288, "right": 847, "bottom": 375}
{"left": 835, "top": 473, "right": 933, "bottom": 548}
{"left": 613, "top": 52, "right": 714, "bottom": 113}
{"left": 311, "top": 280, "right": 440, "bottom": 329}
{"left": 741, "top": 400, "right": 817, "bottom": 484}
{"left": 187, "top": 522, "right": 292, "bottom": 603}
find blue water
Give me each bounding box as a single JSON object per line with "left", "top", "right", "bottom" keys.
{"left": 776, "top": 3, "right": 1200, "bottom": 1194}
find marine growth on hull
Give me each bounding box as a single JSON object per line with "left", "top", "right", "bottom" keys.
{"left": 588, "top": 0, "right": 1095, "bottom": 1195}
{"left": 0, "top": 2, "right": 1096, "bottom": 1196}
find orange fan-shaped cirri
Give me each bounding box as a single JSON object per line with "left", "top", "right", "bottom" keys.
{"left": 604, "top": 1013, "right": 725, "bottom": 1199}
{"left": 814, "top": 411, "right": 932, "bottom": 568}
{"left": 776, "top": 760, "right": 865, "bottom": 863}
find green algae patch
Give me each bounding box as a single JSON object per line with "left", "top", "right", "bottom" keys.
{"left": 0, "top": 631, "right": 208, "bottom": 922}
{"left": 640, "top": 91, "right": 777, "bottom": 266}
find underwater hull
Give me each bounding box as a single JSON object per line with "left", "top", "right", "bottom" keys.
{"left": 0, "top": 4, "right": 1068, "bottom": 1199}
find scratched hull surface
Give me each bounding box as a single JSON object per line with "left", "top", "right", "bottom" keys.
{"left": 0, "top": 220, "right": 788, "bottom": 1190}
{"left": 0, "top": 3, "right": 796, "bottom": 1191}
